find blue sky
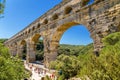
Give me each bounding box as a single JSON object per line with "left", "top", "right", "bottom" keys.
{"left": 0, "top": 0, "right": 94, "bottom": 45}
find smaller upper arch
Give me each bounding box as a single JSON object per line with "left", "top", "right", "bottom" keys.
{"left": 64, "top": 6, "right": 73, "bottom": 15}
{"left": 37, "top": 23, "right": 40, "bottom": 29}
{"left": 28, "top": 29, "right": 31, "bottom": 33}
{"left": 12, "top": 42, "right": 17, "bottom": 47}
{"left": 20, "top": 39, "right": 26, "bottom": 45}
{"left": 32, "top": 26, "right": 35, "bottom": 31}
{"left": 52, "top": 13, "right": 59, "bottom": 20}
{"left": 23, "top": 32, "right": 25, "bottom": 35}
{"left": 25, "top": 31, "right": 27, "bottom": 35}
{"left": 43, "top": 19, "right": 48, "bottom": 24}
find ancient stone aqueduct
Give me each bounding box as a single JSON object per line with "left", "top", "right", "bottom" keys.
{"left": 4, "top": 0, "right": 120, "bottom": 67}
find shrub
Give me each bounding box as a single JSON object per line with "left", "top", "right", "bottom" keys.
{"left": 0, "top": 42, "right": 30, "bottom": 80}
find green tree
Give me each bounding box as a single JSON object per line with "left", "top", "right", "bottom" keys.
{"left": 0, "top": 0, "right": 6, "bottom": 18}
{"left": 35, "top": 40, "right": 44, "bottom": 61}
{"left": 0, "top": 0, "right": 6, "bottom": 14}
{"left": 0, "top": 39, "right": 7, "bottom": 43}
{"left": 78, "top": 32, "right": 120, "bottom": 80}
{"left": 49, "top": 32, "right": 120, "bottom": 79}
{"left": 0, "top": 42, "right": 30, "bottom": 80}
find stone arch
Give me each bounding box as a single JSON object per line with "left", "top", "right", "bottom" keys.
{"left": 20, "top": 39, "right": 26, "bottom": 45}
{"left": 43, "top": 19, "right": 48, "bottom": 24}
{"left": 32, "top": 26, "right": 35, "bottom": 31}
{"left": 37, "top": 23, "right": 40, "bottom": 29}
{"left": 44, "top": 21, "right": 94, "bottom": 67}
{"left": 64, "top": 6, "right": 73, "bottom": 15}
{"left": 22, "top": 33, "right": 24, "bottom": 35}
{"left": 25, "top": 31, "right": 27, "bottom": 35}
{"left": 20, "top": 34, "right": 22, "bottom": 37}
{"left": 19, "top": 39, "right": 27, "bottom": 59}
{"left": 28, "top": 29, "right": 31, "bottom": 33}
{"left": 31, "top": 33, "right": 44, "bottom": 62}
{"left": 52, "top": 13, "right": 59, "bottom": 20}
{"left": 51, "top": 22, "right": 86, "bottom": 42}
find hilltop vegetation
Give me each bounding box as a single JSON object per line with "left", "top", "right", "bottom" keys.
{"left": 0, "top": 39, "right": 7, "bottom": 43}
{"left": 58, "top": 44, "right": 93, "bottom": 56}
{"left": 50, "top": 43, "right": 94, "bottom": 79}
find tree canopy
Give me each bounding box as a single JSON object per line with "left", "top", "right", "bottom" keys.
{"left": 0, "top": 39, "right": 30, "bottom": 80}
{"left": 50, "top": 32, "right": 120, "bottom": 80}
{"left": 0, "top": 0, "right": 6, "bottom": 14}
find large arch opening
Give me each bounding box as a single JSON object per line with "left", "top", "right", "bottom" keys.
{"left": 60, "top": 25, "right": 93, "bottom": 45}
{"left": 50, "top": 22, "right": 94, "bottom": 78}
{"left": 31, "top": 34, "right": 44, "bottom": 64}
{"left": 51, "top": 22, "right": 94, "bottom": 56}
{"left": 20, "top": 40, "right": 27, "bottom": 60}
{"left": 59, "top": 24, "right": 93, "bottom": 55}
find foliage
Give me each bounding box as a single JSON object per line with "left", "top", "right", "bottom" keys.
{"left": 58, "top": 74, "right": 65, "bottom": 80}
{"left": 0, "top": 0, "right": 6, "bottom": 18}
{"left": 58, "top": 44, "right": 93, "bottom": 56}
{"left": 36, "top": 51, "right": 44, "bottom": 61}
{"left": 50, "top": 32, "right": 120, "bottom": 79}
{"left": 35, "top": 40, "right": 44, "bottom": 61}
{"left": 0, "top": 39, "right": 7, "bottom": 43}
{"left": 0, "top": 0, "right": 6, "bottom": 13}
{"left": 21, "top": 40, "right": 44, "bottom": 61}
{"left": 102, "top": 32, "right": 120, "bottom": 45}
{"left": 50, "top": 43, "right": 93, "bottom": 79}
{"left": 78, "top": 32, "right": 120, "bottom": 79}
{"left": 44, "top": 75, "right": 52, "bottom": 80}
{"left": 0, "top": 41, "right": 30, "bottom": 80}
{"left": 22, "top": 44, "right": 27, "bottom": 60}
